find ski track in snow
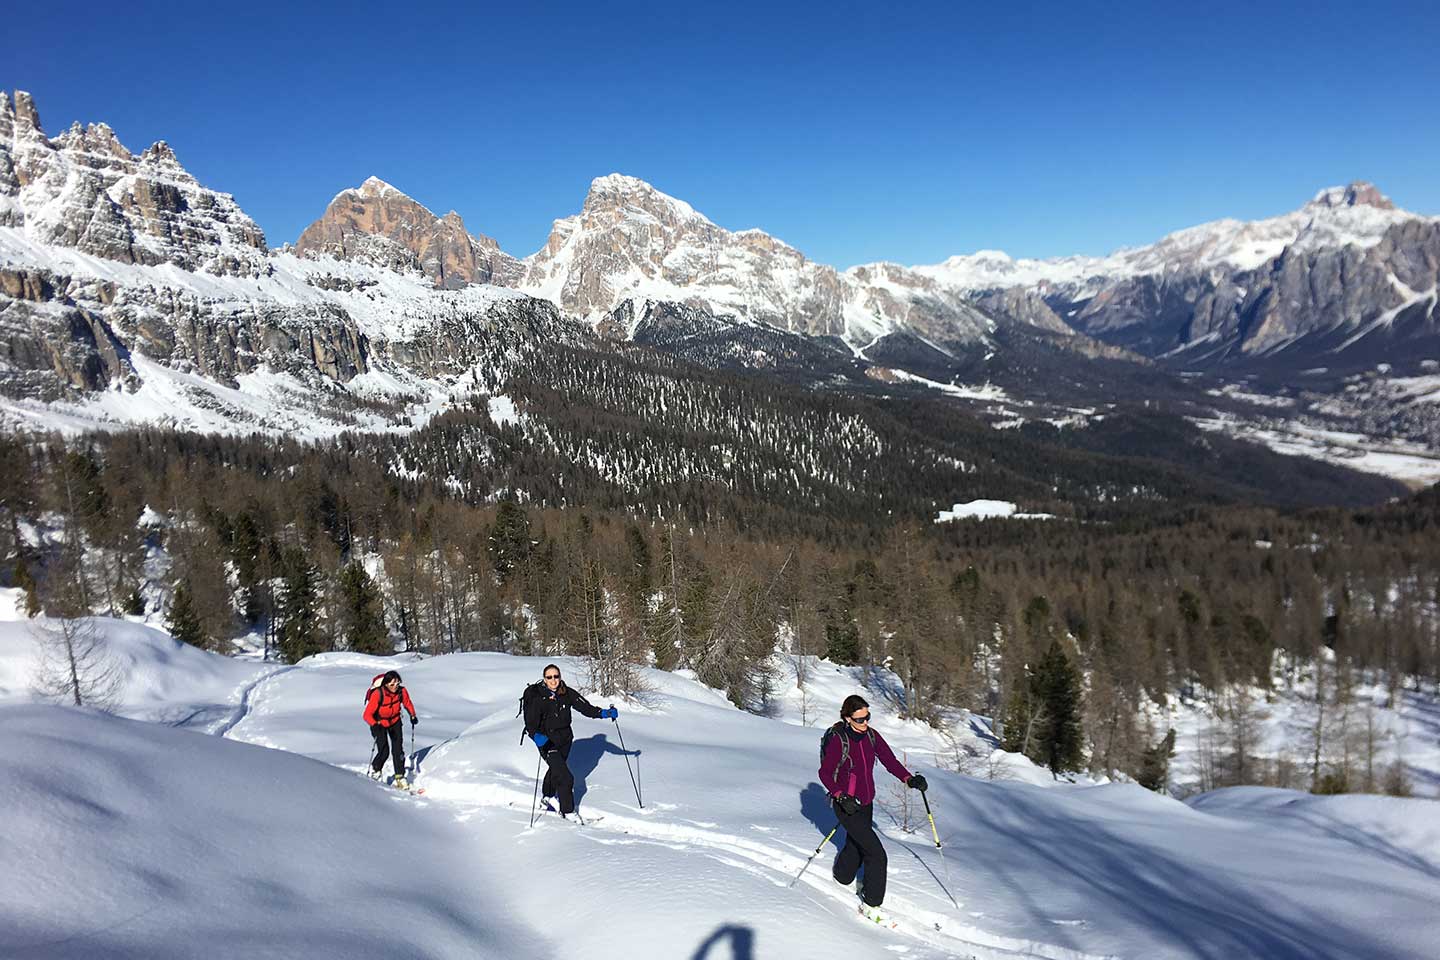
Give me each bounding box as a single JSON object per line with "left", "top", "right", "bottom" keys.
{"left": 210, "top": 664, "right": 293, "bottom": 739}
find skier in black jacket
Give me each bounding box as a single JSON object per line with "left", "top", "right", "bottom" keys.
{"left": 522, "top": 663, "right": 617, "bottom": 817}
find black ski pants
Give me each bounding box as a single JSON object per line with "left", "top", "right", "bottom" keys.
{"left": 832, "top": 800, "right": 888, "bottom": 907}
{"left": 371, "top": 722, "right": 406, "bottom": 778}
{"left": 540, "top": 740, "right": 577, "bottom": 814}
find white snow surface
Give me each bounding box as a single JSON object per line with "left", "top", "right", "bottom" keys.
{"left": 935, "top": 500, "right": 1055, "bottom": 522}
{"left": 1194, "top": 414, "right": 1440, "bottom": 487}
{"left": 3, "top": 616, "right": 1437, "bottom": 957}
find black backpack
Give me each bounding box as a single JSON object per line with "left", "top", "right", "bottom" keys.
{"left": 820, "top": 721, "right": 873, "bottom": 769}
{"left": 516, "top": 681, "right": 544, "bottom": 744}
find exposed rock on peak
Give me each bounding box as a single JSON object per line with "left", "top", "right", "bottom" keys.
{"left": 1308, "top": 181, "right": 1395, "bottom": 211}
{"left": 0, "top": 90, "right": 267, "bottom": 275}
{"left": 12, "top": 90, "right": 40, "bottom": 130}
{"left": 295, "top": 177, "right": 520, "bottom": 288}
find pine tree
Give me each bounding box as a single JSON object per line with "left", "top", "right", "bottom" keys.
{"left": 489, "top": 500, "right": 531, "bottom": 585}
{"left": 279, "top": 551, "right": 326, "bottom": 664}
{"left": 167, "top": 581, "right": 208, "bottom": 649}
{"left": 1137, "top": 728, "right": 1177, "bottom": 792}
{"left": 339, "top": 560, "right": 390, "bottom": 655}
{"left": 1034, "top": 639, "right": 1086, "bottom": 775}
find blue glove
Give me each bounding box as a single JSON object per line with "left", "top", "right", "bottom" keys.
{"left": 602, "top": 706, "right": 618, "bottom": 719}
{"left": 533, "top": 732, "right": 549, "bottom": 748}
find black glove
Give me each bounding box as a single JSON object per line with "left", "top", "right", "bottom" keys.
{"left": 369, "top": 724, "right": 382, "bottom": 737}
{"left": 410, "top": 715, "right": 418, "bottom": 726}
{"left": 835, "top": 794, "right": 862, "bottom": 816}
{"left": 907, "top": 774, "right": 928, "bottom": 792}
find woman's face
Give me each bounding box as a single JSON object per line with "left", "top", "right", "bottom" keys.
{"left": 386, "top": 678, "right": 400, "bottom": 691}
{"left": 845, "top": 708, "right": 871, "bottom": 732}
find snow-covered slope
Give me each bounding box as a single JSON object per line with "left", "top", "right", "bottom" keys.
{"left": 5, "top": 613, "right": 1438, "bottom": 959}
{"left": 5, "top": 704, "right": 538, "bottom": 959}
{"left": 0, "top": 613, "right": 268, "bottom": 729}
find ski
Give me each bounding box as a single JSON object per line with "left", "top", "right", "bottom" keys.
{"left": 857, "top": 903, "right": 900, "bottom": 930}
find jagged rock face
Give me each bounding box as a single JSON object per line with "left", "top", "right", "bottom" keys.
{"left": 295, "top": 177, "right": 522, "bottom": 289}
{"left": 0, "top": 263, "right": 370, "bottom": 398}
{"left": 1225, "top": 217, "right": 1440, "bottom": 356}
{"left": 971, "top": 286, "right": 1074, "bottom": 337}
{"left": 520, "top": 174, "right": 997, "bottom": 343}
{"left": 0, "top": 91, "right": 268, "bottom": 276}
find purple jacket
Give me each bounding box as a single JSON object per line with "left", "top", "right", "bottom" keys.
{"left": 818, "top": 725, "right": 912, "bottom": 805}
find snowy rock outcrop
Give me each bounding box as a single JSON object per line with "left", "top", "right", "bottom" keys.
{"left": 0, "top": 91, "right": 268, "bottom": 276}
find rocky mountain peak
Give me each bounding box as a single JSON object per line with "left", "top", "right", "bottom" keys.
{"left": 0, "top": 90, "right": 267, "bottom": 274}
{"left": 295, "top": 177, "right": 520, "bottom": 288}
{"left": 1307, "top": 181, "right": 1396, "bottom": 212}
{"left": 581, "top": 173, "right": 704, "bottom": 224}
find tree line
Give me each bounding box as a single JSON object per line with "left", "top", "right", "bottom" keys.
{"left": 1, "top": 427, "right": 1435, "bottom": 797}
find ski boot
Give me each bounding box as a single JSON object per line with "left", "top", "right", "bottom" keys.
{"left": 858, "top": 903, "right": 895, "bottom": 928}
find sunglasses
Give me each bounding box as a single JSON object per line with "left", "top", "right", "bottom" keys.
{"left": 544, "top": 674, "right": 561, "bottom": 680}
{"left": 849, "top": 713, "right": 871, "bottom": 724}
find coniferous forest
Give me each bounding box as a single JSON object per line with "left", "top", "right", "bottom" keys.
{"left": 2, "top": 322, "right": 1436, "bottom": 801}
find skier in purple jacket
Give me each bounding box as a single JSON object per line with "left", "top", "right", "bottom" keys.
{"left": 818, "top": 694, "right": 929, "bottom": 922}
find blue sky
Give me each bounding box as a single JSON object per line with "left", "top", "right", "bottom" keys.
{"left": 8, "top": 1, "right": 1437, "bottom": 267}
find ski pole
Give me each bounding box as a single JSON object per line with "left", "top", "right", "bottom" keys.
{"left": 790, "top": 825, "right": 839, "bottom": 887}
{"left": 406, "top": 717, "right": 414, "bottom": 780}
{"left": 612, "top": 710, "right": 643, "bottom": 808}
{"left": 921, "top": 789, "right": 953, "bottom": 888}
{"left": 528, "top": 752, "right": 543, "bottom": 828}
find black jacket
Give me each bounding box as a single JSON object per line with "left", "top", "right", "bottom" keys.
{"left": 523, "top": 682, "right": 602, "bottom": 752}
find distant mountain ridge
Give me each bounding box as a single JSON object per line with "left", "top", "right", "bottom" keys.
{"left": 291, "top": 168, "right": 1437, "bottom": 372}
{"left": 1, "top": 86, "right": 1437, "bottom": 480}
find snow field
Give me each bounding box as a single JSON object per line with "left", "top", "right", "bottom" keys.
{"left": 3, "top": 617, "right": 1439, "bottom": 958}
{"left": 4, "top": 705, "right": 537, "bottom": 960}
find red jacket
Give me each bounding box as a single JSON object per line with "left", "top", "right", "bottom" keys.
{"left": 364, "top": 682, "right": 416, "bottom": 728}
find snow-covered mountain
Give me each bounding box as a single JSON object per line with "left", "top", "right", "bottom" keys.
{"left": 518, "top": 172, "right": 999, "bottom": 344}
{"left": 3, "top": 87, "right": 1438, "bottom": 486}
{"left": 918, "top": 183, "right": 1414, "bottom": 293}
{"left": 0, "top": 91, "right": 268, "bottom": 277}
{"left": 0, "top": 91, "right": 591, "bottom": 435}
{"left": 914, "top": 183, "right": 1439, "bottom": 366}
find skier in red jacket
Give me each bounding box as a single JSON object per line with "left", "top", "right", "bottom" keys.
{"left": 363, "top": 670, "right": 417, "bottom": 787}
